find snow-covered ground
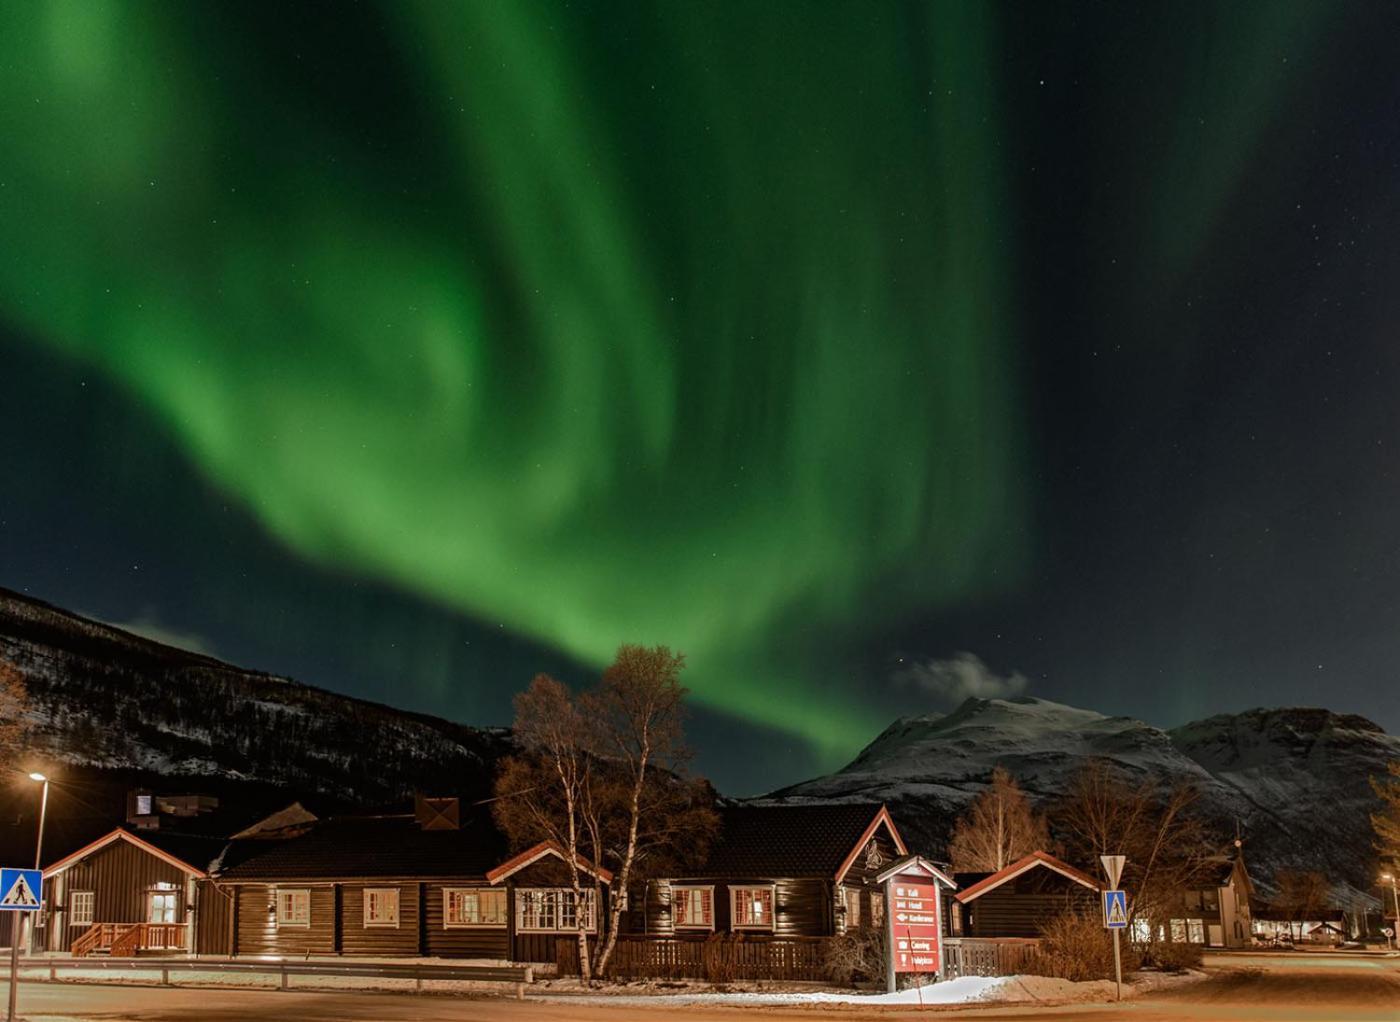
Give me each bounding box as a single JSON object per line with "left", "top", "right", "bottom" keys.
{"left": 535, "top": 969, "right": 1203, "bottom": 1007}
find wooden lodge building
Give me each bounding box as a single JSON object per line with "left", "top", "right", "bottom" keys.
{"left": 211, "top": 796, "right": 612, "bottom": 963}
{"left": 624, "top": 803, "right": 907, "bottom": 938}
{"left": 950, "top": 851, "right": 1100, "bottom": 939}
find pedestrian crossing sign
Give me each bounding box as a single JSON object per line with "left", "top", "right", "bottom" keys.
{"left": 1102, "top": 889, "right": 1128, "bottom": 929}
{"left": 0, "top": 868, "right": 42, "bottom": 911}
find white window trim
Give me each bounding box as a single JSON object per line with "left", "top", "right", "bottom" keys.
{"left": 275, "top": 888, "right": 311, "bottom": 929}
{"left": 443, "top": 887, "right": 507, "bottom": 929}
{"left": 730, "top": 884, "right": 776, "bottom": 931}
{"left": 672, "top": 885, "right": 715, "bottom": 931}
{"left": 363, "top": 887, "right": 400, "bottom": 928}
{"left": 515, "top": 888, "right": 598, "bottom": 933}
{"left": 70, "top": 891, "right": 95, "bottom": 928}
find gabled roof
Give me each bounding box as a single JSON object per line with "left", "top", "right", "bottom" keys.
{"left": 216, "top": 811, "right": 508, "bottom": 881}
{"left": 486, "top": 841, "right": 613, "bottom": 885}
{"left": 682, "top": 804, "right": 905, "bottom": 880}
{"left": 43, "top": 828, "right": 211, "bottom": 880}
{"left": 955, "top": 851, "right": 1099, "bottom": 904}
{"left": 875, "top": 855, "right": 957, "bottom": 889}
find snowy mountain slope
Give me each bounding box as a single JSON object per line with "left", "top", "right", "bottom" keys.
{"left": 0, "top": 586, "right": 512, "bottom": 804}
{"left": 764, "top": 696, "right": 1399, "bottom": 895}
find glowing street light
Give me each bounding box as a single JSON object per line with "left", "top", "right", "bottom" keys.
{"left": 1382, "top": 873, "right": 1399, "bottom": 950}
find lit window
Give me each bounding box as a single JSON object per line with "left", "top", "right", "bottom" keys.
{"left": 516, "top": 889, "right": 596, "bottom": 932}
{"left": 363, "top": 888, "right": 400, "bottom": 928}
{"left": 1170, "top": 919, "right": 1187, "bottom": 943}
{"left": 1131, "top": 918, "right": 1151, "bottom": 943}
{"left": 444, "top": 888, "right": 506, "bottom": 927}
{"left": 1187, "top": 919, "right": 1205, "bottom": 944}
{"left": 731, "top": 886, "right": 774, "bottom": 930}
{"left": 844, "top": 888, "right": 862, "bottom": 928}
{"left": 871, "top": 892, "right": 885, "bottom": 928}
{"left": 70, "top": 892, "right": 95, "bottom": 928}
{"left": 136, "top": 794, "right": 153, "bottom": 816}
{"left": 276, "top": 889, "right": 311, "bottom": 928}
{"left": 673, "top": 887, "right": 713, "bottom": 930}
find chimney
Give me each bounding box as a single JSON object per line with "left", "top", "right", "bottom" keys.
{"left": 126, "top": 789, "right": 158, "bottom": 829}
{"left": 414, "top": 794, "right": 460, "bottom": 831}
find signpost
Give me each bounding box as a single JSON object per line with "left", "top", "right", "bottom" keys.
{"left": 7, "top": 772, "right": 48, "bottom": 1022}
{"left": 1, "top": 868, "right": 42, "bottom": 1022}
{"left": 1100, "top": 855, "right": 1127, "bottom": 1001}
{"left": 877, "top": 856, "right": 954, "bottom": 997}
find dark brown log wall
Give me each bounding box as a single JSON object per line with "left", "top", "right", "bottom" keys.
{"left": 232, "top": 884, "right": 336, "bottom": 956}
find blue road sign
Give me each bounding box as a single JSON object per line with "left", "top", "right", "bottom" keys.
{"left": 1102, "top": 889, "right": 1128, "bottom": 929}
{"left": 0, "top": 868, "right": 41, "bottom": 911}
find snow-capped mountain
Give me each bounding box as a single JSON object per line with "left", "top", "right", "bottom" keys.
{"left": 0, "top": 587, "right": 512, "bottom": 805}
{"left": 764, "top": 696, "right": 1399, "bottom": 897}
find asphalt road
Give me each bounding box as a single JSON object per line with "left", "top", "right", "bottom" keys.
{"left": 7, "top": 956, "right": 1399, "bottom": 1021}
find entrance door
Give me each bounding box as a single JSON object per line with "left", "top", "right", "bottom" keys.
{"left": 148, "top": 892, "right": 177, "bottom": 924}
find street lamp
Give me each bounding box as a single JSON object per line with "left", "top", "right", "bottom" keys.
{"left": 7, "top": 771, "right": 49, "bottom": 1022}
{"left": 1382, "top": 874, "right": 1399, "bottom": 950}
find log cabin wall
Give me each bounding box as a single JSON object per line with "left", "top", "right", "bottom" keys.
{"left": 232, "top": 884, "right": 336, "bottom": 956}
{"left": 422, "top": 883, "right": 510, "bottom": 958}
{"left": 834, "top": 825, "right": 901, "bottom": 934}
{"left": 339, "top": 882, "right": 422, "bottom": 956}
{"left": 632, "top": 877, "right": 832, "bottom": 938}
{"left": 963, "top": 873, "right": 1097, "bottom": 938}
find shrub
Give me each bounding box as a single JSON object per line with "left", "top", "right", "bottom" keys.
{"left": 701, "top": 933, "right": 738, "bottom": 984}
{"left": 1136, "top": 940, "right": 1203, "bottom": 972}
{"left": 824, "top": 926, "right": 886, "bottom": 986}
{"left": 1030, "top": 909, "right": 1137, "bottom": 982}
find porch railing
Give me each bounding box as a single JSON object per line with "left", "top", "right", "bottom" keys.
{"left": 71, "top": 923, "right": 187, "bottom": 958}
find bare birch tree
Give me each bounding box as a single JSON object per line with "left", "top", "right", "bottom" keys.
{"left": 1371, "top": 761, "right": 1400, "bottom": 875}
{"left": 947, "top": 767, "right": 1050, "bottom": 871}
{"left": 494, "top": 675, "right": 598, "bottom": 981}
{"left": 1055, "top": 759, "right": 1213, "bottom": 928}
{"left": 587, "top": 644, "right": 717, "bottom": 977}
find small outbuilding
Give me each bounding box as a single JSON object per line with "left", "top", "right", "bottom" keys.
{"left": 951, "top": 851, "right": 1100, "bottom": 938}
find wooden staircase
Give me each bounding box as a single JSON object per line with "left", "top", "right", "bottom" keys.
{"left": 71, "top": 923, "right": 186, "bottom": 958}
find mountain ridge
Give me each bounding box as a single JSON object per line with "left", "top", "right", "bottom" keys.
{"left": 763, "top": 695, "right": 1397, "bottom": 902}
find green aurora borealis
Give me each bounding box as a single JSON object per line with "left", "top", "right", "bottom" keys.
{"left": 0, "top": 2, "right": 1029, "bottom": 755}
{"left": 5, "top": 1, "right": 1396, "bottom": 785}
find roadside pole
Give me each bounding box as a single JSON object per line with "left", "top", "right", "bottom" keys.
{"left": 6, "top": 773, "right": 48, "bottom": 1022}
{"left": 884, "top": 876, "right": 896, "bottom": 994}
{"left": 1100, "top": 854, "right": 1127, "bottom": 1002}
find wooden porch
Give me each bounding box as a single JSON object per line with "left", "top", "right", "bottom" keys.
{"left": 71, "top": 923, "right": 187, "bottom": 958}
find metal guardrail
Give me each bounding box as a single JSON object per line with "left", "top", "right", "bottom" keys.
{"left": 13, "top": 957, "right": 535, "bottom": 998}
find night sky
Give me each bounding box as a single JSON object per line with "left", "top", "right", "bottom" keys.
{"left": 3, "top": 2, "right": 1400, "bottom": 795}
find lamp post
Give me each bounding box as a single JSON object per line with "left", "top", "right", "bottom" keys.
{"left": 7, "top": 771, "right": 48, "bottom": 1022}
{"left": 1382, "top": 874, "right": 1399, "bottom": 950}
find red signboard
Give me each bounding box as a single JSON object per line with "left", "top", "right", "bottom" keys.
{"left": 889, "top": 878, "right": 941, "bottom": 974}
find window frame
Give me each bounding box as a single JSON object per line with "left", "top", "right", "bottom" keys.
{"left": 443, "top": 887, "right": 507, "bottom": 929}
{"left": 730, "top": 885, "right": 776, "bottom": 931}
{"left": 69, "top": 890, "right": 95, "bottom": 928}
{"left": 362, "top": 887, "right": 400, "bottom": 928}
{"left": 672, "top": 885, "right": 715, "bottom": 931}
{"left": 843, "top": 887, "right": 862, "bottom": 929}
{"left": 515, "top": 888, "right": 597, "bottom": 933}
{"left": 275, "top": 888, "right": 312, "bottom": 929}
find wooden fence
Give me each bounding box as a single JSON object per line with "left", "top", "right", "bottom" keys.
{"left": 943, "top": 938, "right": 1042, "bottom": 979}
{"left": 558, "top": 934, "right": 831, "bottom": 982}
